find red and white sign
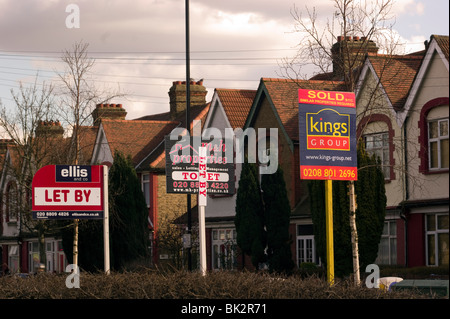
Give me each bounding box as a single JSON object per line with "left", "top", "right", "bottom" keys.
{"left": 198, "top": 147, "right": 207, "bottom": 207}
{"left": 298, "top": 89, "right": 357, "bottom": 181}
{"left": 171, "top": 171, "right": 229, "bottom": 182}
{"left": 32, "top": 165, "right": 105, "bottom": 219}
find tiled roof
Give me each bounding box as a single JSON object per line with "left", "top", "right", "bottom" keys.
{"left": 135, "top": 103, "right": 209, "bottom": 132}
{"left": 369, "top": 53, "right": 424, "bottom": 111}
{"left": 77, "top": 126, "right": 99, "bottom": 164}
{"left": 134, "top": 103, "right": 211, "bottom": 170}
{"left": 215, "top": 89, "right": 256, "bottom": 129}
{"left": 432, "top": 34, "right": 449, "bottom": 61}
{"left": 260, "top": 78, "right": 347, "bottom": 142}
{"left": 100, "top": 119, "right": 179, "bottom": 167}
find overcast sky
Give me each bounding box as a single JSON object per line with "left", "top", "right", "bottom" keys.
{"left": 0, "top": 0, "right": 448, "bottom": 121}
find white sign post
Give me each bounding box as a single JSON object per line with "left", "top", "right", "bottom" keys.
{"left": 102, "top": 165, "right": 110, "bottom": 275}
{"left": 198, "top": 147, "right": 207, "bottom": 276}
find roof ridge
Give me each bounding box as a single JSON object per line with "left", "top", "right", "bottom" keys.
{"left": 102, "top": 118, "right": 179, "bottom": 125}
{"left": 215, "top": 88, "right": 257, "bottom": 92}
{"left": 261, "top": 77, "right": 344, "bottom": 85}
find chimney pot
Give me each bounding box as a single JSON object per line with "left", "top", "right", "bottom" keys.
{"left": 337, "top": 36, "right": 343, "bottom": 42}
{"left": 353, "top": 36, "right": 360, "bottom": 41}
{"left": 117, "top": 104, "right": 122, "bottom": 108}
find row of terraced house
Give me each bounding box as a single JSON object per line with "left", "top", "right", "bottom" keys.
{"left": 1, "top": 35, "right": 448, "bottom": 274}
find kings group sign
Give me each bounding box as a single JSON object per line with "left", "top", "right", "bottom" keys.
{"left": 32, "top": 165, "right": 105, "bottom": 219}
{"left": 298, "top": 89, "right": 357, "bottom": 181}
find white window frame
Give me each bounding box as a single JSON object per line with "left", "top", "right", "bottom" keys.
{"left": 364, "top": 132, "right": 390, "bottom": 179}
{"left": 211, "top": 228, "right": 237, "bottom": 270}
{"left": 426, "top": 213, "right": 449, "bottom": 266}
{"left": 8, "top": 245, "right": 19, "bottom": 273}
{"left": 141, "top": 173, "right": 150, "bottom": 207}
{"left": 297, "top": 235, "right": 315, "bottom": 265}
{"left": 28, "top": 241, "right": 39, "bottom": 273}
{"left": 428, "top": 118, "right": 449, "bottom": 170}
{"left": 375, "top": 220, "right": 397, "bottom": 265}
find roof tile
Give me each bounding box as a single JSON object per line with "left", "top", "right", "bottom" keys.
{"left": 261, "top": 78, "right": 347, "bottom": 141}
{"left": 215, "top": 89, "right": 256, "bottom": 129}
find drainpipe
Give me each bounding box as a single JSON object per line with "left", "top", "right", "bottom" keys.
{"left": 401, "top": 116, "right": 409, "bottom": 267}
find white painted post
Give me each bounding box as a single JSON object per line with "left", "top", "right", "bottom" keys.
{"left": 198, "top": 147, "right": 207, "bottom": 276}
{"left": 103, "top": 165, "right": 110, "bottom": 275}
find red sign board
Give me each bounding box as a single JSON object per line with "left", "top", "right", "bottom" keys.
{"left": 32, "top": 165, "right": 105, "bottom": 219}
{"left": 298, "top": 89, "right": 357, "bottom": 181}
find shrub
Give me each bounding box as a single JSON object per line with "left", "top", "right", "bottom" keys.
{"left": 0, "top": 269, "right": 436, "bottom": 299}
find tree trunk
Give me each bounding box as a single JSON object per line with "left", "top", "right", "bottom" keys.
{"left": 73, "top": 219, "right": 79, "bottom": 268}
{"left": 349, "top": 181, "right": 360, "bottom": 285}
{"left": 38, "top": 229, "right": 46, "bottom": 272}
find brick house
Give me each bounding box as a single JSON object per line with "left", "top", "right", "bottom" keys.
{"left": 201, "top": 88, "right": 256, "bottom": 270}
{"left": 90, "top": 80, "right": 210, "bottom": 265}
{"left": 1, "top": 80, "right": 210, "bottom": 273}
{"left": 244, "top": 78, "right": 347, "bottom": 267}
{"left": 0, "top": 121, "right": 74, "bottom": 274}
{"left": 356, "top": 34, "right": 449, "bottom": 267}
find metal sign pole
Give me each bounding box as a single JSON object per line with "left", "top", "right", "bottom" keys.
{"left": 185, "top": 0, "right": 192, "bottom": 272}
{"left": 325, "top": 179, "right": 334, "bottom": 284}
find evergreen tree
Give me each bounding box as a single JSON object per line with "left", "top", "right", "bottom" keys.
{"left": 354, "top": 142, "right": 387, "bottom": 270}
{"left": 61, "top": 151, "right": 149, "bottom": 271}
{"left": 234, "top": 160, "right": 266, "bottom": 269}
{"left": 108, "top": 151, "right": 150, "bottom": 270}
{"left": 309, "top": 142, "right": 386, "bottom": 277}
{"left": 261, "top": 166, "right": 294, "bottom": 274}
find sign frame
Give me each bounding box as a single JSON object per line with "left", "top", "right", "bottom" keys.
{"left": 165, "top": 135, "right": 235, "bottom": 195}
{"left": 298, "top": 89, "right": 358, "bottom": 181}
{"left": 32, "top": 165, "right": 105, "bottom": 220}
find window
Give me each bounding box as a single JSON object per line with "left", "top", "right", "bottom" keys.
{"left": 297, "top": 225, "right": 319, "bottom": 265}
{"left": 426, "top": 214, "right": 449, "bottom": 266}
{"left": 28, "top": 242, "right": 40, "bottom": 273}
{"left": 141, "top": 174, "right": 150, "bottom": 207}
{"left": 375, "top": 220, "right": 397, "bottom": 265}
{"left": 298, "top": 236, "right": 315, "bottom": 264}
{"left": 8, "top": 245, "right": 19, "bottom": 273}
{"left": 211, "top": 228, "right": 237, "bottom": 270}
{"left": 428, "top": 119, "right": 449, "bottom": 170}
{"left": 6, "top": 182, "right": 18, "bottom": 222}
{"left": 364, "top": 132, "right": 390, "bottom": 179}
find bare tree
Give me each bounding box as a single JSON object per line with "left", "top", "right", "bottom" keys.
{"left": 56, "top": 41, "right": 124, "bottom": 163}
{"left": 282, "top": 0, "right": 399, "bottom": 89}
{"left": 0, "top": 78, "right": 63, "bottom": 270}
{"left": 55, "top": 41, "right": 124, "bottom": 268}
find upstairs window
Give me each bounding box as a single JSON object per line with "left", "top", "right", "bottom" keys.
{"left": 428, "top": 118, "right": 449, "bottom": 170}
{"left": 364, "top": 132, "right": 390, "bottom": 179}
{"left": 141, "top": 173, "right": 150, "bottom": 207}
{"left": 6, "top": 182, "right": 18, "bottom": 222}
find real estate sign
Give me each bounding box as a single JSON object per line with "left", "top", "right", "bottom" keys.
{"left": 298, "top": 89, "right": 357, "bottom": 181}
{"left": 165, "top": 135, "right": 235, "bottom": 194}
{"left": 32, "top": 165, "right": 105, "bottom": 219}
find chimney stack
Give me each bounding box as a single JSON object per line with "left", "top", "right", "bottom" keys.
{"left": 35, "top": 120, "right": 64, "bottom": 137}
{"left": 331, "top": 35, "right": 379, "bottom": 78}
{"left": 168, "top": 80, "right": 207, "bottom": 120}
{"left": 91, "top": 103, "right": 127, "bottom": 125}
